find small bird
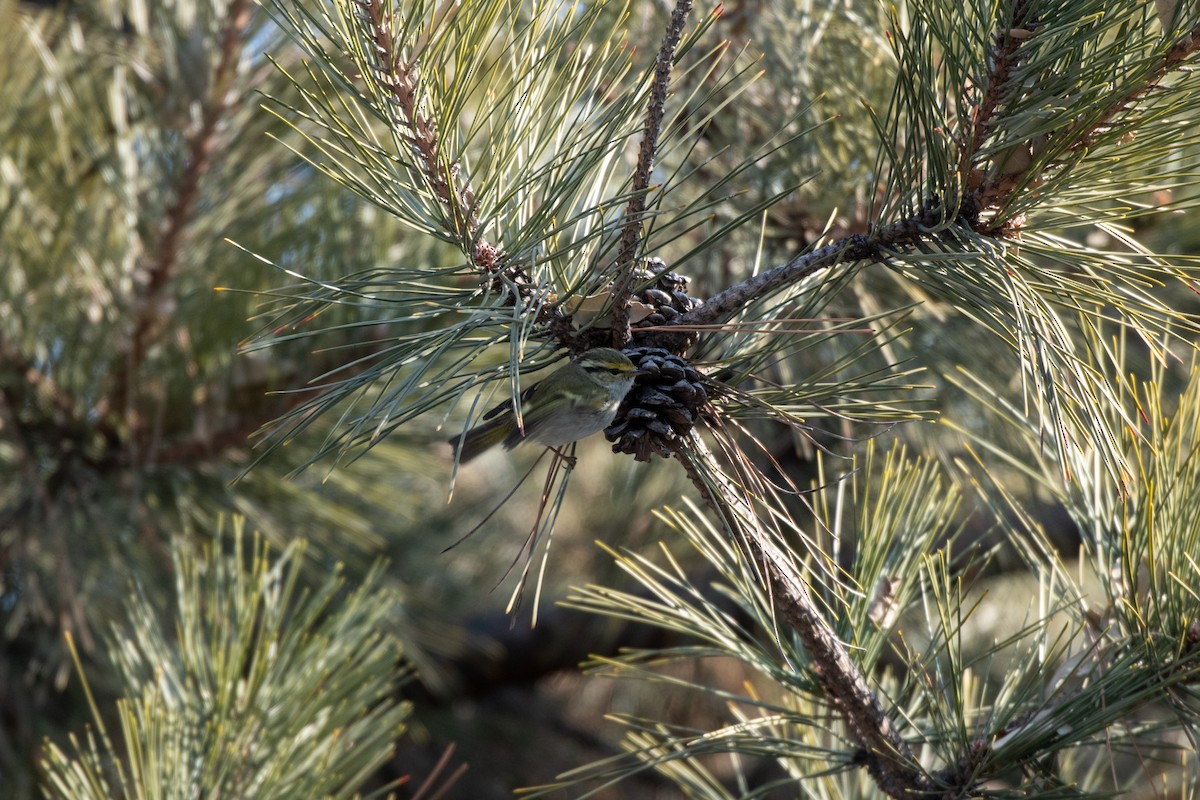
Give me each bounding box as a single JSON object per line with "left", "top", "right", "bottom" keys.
{"left": 449, "top": 348, "right": 640, "bottom": 462}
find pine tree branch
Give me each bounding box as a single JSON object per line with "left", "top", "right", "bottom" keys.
{"left": 958, "top": 0, "right": 1036, "bottom": 199}
{"left": 104, "top": 0, "right": 252, "bottom": 426}
{"left": 610, "top": 0, "right": 694, "bottom": 348}
{"left": 1061, "top": 19, "right": 1200, "bottom": 155}
{"left": 355, "top": 0, "right": 486, "bottom": 261}
{"left": 927, "top": 630, "right": 1200, "bottom": 790}
{"left": 659, "top": 13, "right": 1200, "bottom": 344}
{"left": 675, "top": 433, "right": 933, "bottom": 800}
{"left": 351, "top": 0, "right": 553, "bottom": 313}
{"left": 966, "top": 8, "right": 1200, "bottom": 213}
{"left": 666, "top": 199, "right": 957, "bottom": 339}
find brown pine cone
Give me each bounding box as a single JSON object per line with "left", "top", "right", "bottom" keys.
{"left": 605, "top": 347, "right": 709, "bottom": 461}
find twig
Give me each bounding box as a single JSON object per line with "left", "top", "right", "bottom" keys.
{"left": 355, "top": 0, "right": 483, "bottom": 260}
{"left": 1060, "top": 18, "right": 1200, "bottom": 154}
{"left": 670, "top": 200, "right": 954, "bottom": 339}
{"left": 105, "top": 0, "right": 252, "bottom": 426}
{"left": 410, "top": 743, "right": 468, "bottom": 800}
{"left": 675, "top": 432, "right": 932, "bottom": 799}
{"left": 354, "top": 0, "right": 552, "bottom": 314}
{"left": 958, "top": 0, "right": 1035, "bottom": 194}
{"left": 609, "top": 0, "right": 694, "bottom": 348}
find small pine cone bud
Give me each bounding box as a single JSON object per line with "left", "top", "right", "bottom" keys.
{"left": 606, "top": 347, "right": 708, "bottom": 461}
{"left": 474, "top": 242, "right": 501, "bottom": 272}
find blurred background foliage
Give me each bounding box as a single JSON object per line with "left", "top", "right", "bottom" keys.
{"left": 2, "top": 0, "right": 1199, "bottom": 798}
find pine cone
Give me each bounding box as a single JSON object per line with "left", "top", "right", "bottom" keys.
{"left": 630, "top": 258, "right": 704, "bottom": 351}
{"left": 605, "top": 347, "right": 708, "bottom": 461}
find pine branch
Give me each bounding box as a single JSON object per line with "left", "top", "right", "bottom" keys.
{"left": 1056, "top": 15, "right": 1200, "bottom": 163}
{"left": 966, "top": 7, "right": 1200, "bottom": 216}
{"left": 354, "top": 0, "right": 483, "bottom": 256}
{"left": 957, "top": 0, "right": 1036, "bottom": 196}
{"left": 104, "top": 0, "right": 253, "bottom": 426}
{"left": 662, "top": 12, "right": 1200, "bottom": 338}
{"left": 675, "top": 433, "right": 933, "bottom": 800}
{"left": 926, "top": 630, "right": 1200, "bottom": 790}
{"left": 1060, "top": 18, "right": 1200, "bottom": 155}
{"left": 348, "top": 0, "right": 567, "bottom": 315}
{"left": 610, "top": 0, "right": 694, "bottom": 347}
{"left": 40, "top": 528, "right": 411, "bottom": 800}
{"left": 670, "top": 200, "right": 955, "bottom": 337}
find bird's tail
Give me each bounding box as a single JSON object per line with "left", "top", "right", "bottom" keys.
{"left": 448, "top": 413, "right": 513, "bottom": 462}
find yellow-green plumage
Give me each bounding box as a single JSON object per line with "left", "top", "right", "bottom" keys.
{"left": 448, "top": 413, "right": 514, "bottom": 462}
{"left": 449, "top": 348, "right": 639, "bottom": 462}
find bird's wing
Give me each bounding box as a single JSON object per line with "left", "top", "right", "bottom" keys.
{"left": 481, "top": 381, "right": 539, "bottom": 420}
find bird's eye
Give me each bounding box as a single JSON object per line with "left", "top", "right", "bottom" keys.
{"left": 609, "top": 368, "right": 622, "bottom": 375}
